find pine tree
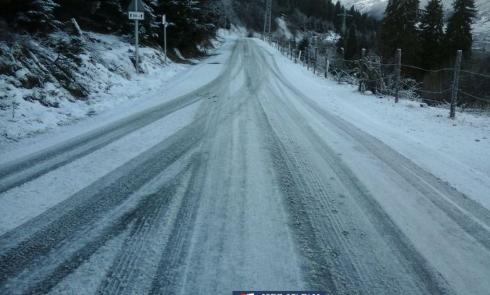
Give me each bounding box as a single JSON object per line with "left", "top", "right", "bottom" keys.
{"left": 157, "top": 0, "right": 224, "bottom": 50}
{"left": 325, "top": 0, "right": 334, "bottom": 22}
{"left": 445, "top": 0, "right": 477, "bottom": 60}
{"left": 298, "top": 36, "right": 309, "bottom": 52}
{"left": 345, "top": 24, "right": 358, "bottom": 60}
{"left": 333, "top": 1, "right": 342, "bottom": 33}
{"left": 348, "top": 6, "right": 356, "bottom": 28}
{"left": 16, "top": 0, "right": 59, "bottom": 33}
{"left": 379, "top": 0, "right": 420, "bottom": 66}
{"left": 91, "top": 0, "right": 126, "bottom": 34}
{"left": 420, "top": 0, "right": 445, "bottom": 69}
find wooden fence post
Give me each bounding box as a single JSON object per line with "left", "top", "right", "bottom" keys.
{"left": 395, "top": 49, "right": 401, "bottom": 103}
{"left": 313, "top": 47, "right": 318, "bottom": 74}
{"left": 359, "top": 48, "right": 366, "bottom": 92}
{"left": 325, "top": 53, "right": 329, "bottom": 78}
{"left": 450, "top": 50, "right": 463, "bottom": 119}
{"left": 306, "top": 50, "right": 310, "bottom": 70}
{"left": 338, "top": 47, "right": 344, "bottom": 84}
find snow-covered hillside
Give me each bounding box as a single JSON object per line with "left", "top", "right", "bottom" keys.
{"left": 0, "top": 33, "right": 185, "bottom": 143}
{"left": 0, "top": 30, "right": 228, "bottom": 144}
{"left": 340, "top": 0, "right": 490, "bottom": 48}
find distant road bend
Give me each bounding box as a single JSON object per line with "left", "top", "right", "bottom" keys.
{"left": 1, "top": 38, "right": 490, "bottom": 294}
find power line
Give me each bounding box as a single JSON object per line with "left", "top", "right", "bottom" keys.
{"left": 460, "top": 70, "right": 490, "bottom": 79}
{"left": 415, "top": 88, "right": 452, "bottom": 94}
{"left": 401, "top": 65, "right": 455, "bottom": 73}
{"left": 458, "top": 90, "right": 490, "bottom": 103}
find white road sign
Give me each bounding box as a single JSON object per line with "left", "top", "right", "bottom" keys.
{"left": 129, "top": 12, "right": 144, "bottom": 20}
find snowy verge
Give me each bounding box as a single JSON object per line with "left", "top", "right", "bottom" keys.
{"left": 0, "top": 32, "right": 187, "bottom": 144}
{"left": 0, "top": 33, "right": 232, "bottom": 161}
{"left": 0, "top": 30, "right": 230, "bottom": 147}
{"left": 255, "top": 38, "right": 490, "bottom": 210}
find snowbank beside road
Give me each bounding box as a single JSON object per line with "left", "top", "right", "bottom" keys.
{"left": 255, "top": 38, "right": 490, "bottom": 210}
{"left": 0, "top": 31, "right": 229, "bottom": 146}
{"left": 0, "top": 32, "right": 189, "bottom": 144}
{"left": 1, "top": 32, "right": 229, "bottom": 159}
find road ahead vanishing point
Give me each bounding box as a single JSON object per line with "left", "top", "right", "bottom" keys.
{"left": 1, "top": 38, "right": 490, "bottom": 295}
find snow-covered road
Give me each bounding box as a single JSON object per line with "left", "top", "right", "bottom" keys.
{"left": 1, "top": 38, "right": 490, "bottom": 294}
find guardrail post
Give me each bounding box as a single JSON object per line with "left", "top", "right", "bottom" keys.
{"left": 450, "top": 50, "right": 462, "bottom": 119}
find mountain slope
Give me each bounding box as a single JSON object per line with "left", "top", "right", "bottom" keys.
{"left": 340, "top": 0, "right": 490, "bottom": 48}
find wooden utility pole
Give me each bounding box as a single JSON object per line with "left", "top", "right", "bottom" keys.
{"left": 450, "top": 50, "right": 463, "bottom": 119}
{"left": 338, "top": 8, "right": 352, "bottom": 50}
{"left": 338, "top": 8, "right": 352, "bottom": 38}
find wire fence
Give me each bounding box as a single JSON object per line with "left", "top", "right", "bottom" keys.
{"left": 268, "top": 38, "right": 490, "bottom": 118}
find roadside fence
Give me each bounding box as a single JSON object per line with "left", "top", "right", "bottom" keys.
{"left": 267, "top": 38, "right": 490, "bottom": 119}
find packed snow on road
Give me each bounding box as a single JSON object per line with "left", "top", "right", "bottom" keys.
{"left": 1, "top": 36, "right": 490, "bottom": 295}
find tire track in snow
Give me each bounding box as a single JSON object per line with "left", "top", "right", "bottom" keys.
{"left": 253, "top": 41, "right": 453, "bottom": 294}
{"left": 97, "top": 162, "right": 198, "bottom": 295}
{"left": 2, "top": 37, "right": 483, "bottom": 295}
{"left": 22, "top": 161, "right": 196, "bottom": 295}
{"left": 0, "top": 40, "right": 245, "bottom": 195}
{"left": 0, "top": 117, "right": 206, "bottom": 293}
{"left": 0, "top": 93, "right": 202, "bottom": 194}
{"left": 150, "top": 40, "right": 306, "bottom": 293}
{"left": 147, "top": 155, "right": 208, "bottom": 295}
{"left": 266, "top": 52, "right": 490, "bottom": 253}
{"left": 0, "top": 39, "right": 258, "bottom": 294}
